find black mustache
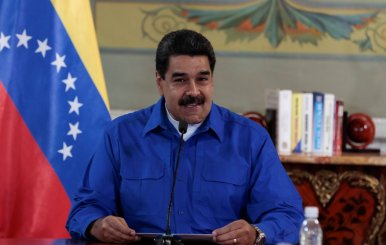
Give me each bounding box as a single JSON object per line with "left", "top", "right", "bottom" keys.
{"left": 179, "top": 95, "right": 205, "bottom": 106}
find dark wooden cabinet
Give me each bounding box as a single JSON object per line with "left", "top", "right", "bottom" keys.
{"left": 281, "top": 153, "right": 386, "bottom": 245}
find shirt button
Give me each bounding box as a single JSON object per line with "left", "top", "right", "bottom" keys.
{"left": 178, "top": 210, "right": 184, "bottom": 215}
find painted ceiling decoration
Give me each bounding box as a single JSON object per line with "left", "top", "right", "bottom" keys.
{"left": 140, "top": 0, "right": 384, "bottom": 53}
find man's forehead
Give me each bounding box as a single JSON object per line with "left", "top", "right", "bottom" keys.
{"left": 168, "top": 54, "right": 209, "bottom": 64}
{"left": 166, "top": 55, "right": 211, "bottom": 75}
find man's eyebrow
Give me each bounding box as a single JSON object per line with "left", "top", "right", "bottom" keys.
{"left": 171, "top": 70, "right": 211, "bottom": 78}
{"left": 198, "top": 70, "right": 211, "bottom": 76}
{"left": 171, "top": 72, "right": 187, "bottom": 78}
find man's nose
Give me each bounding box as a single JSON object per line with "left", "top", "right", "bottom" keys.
{"left": 186, "top": 80, "right": 199, "bottom": 96}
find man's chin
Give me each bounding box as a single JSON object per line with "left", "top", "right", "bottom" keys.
{"left": 181, "top": 113, "right": 206, "bottom": 124}
{"left": 178, "top": 105, "right": 209, "bottom": 124}
{"left": 184, "top": 118, "right": 204, "bottom": 124}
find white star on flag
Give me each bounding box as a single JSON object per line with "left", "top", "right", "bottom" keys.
{"left": 62, "top": 73, "right": 77, "bottom": 92}
{"left": 16, "top": 29, "right": 32, "bottom": 49}
{"left": 35, "top": 38, "right": 52, "bottom": 57}
{"left": 58, "top": 142, "right": 73, "bottom": 161}
{"left": 67, "top": 122, "right": 82, "bottom": 140}
{"left": 68, "top": 96, "right": 83, "bottom": 115}
{"left": 0, "top": 32, "right": 11, "bottom": 52}
{"left": 51, "top": 53, "right": 66, "bottom": 73}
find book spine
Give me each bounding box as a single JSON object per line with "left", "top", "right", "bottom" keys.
{"left": 264, "top": 89, "right": 279, "bottom": 146}
{"left": 265, "top": 108, "right": 277, "bottom": 146}
{"left": 291, "top": 93, "right": 302, "bottom": 153}
{"left": 333, "top": 100, "right": 344, "bottom": 155}
{"left": 322, "top": 94, "right": 335, "bottom": 155}
{"left": 301, "top": 93, "right": 313, "bottom": 153}
{"left": 313, "top": 92, "right": 324, "bottom": 153}
{"left": 277, "top": 90, "right": 292, "bottom": 155}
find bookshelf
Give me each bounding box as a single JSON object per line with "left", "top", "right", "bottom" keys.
{"left": 281, "top": 153, "right": 386, "bottom": 245}
{"left": 280, "top": 153, "right": 386, "bottom": 166}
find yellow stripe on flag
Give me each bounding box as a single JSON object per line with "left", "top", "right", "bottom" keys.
{"left": 50, "top": 0, "right": 110, "bottom": 109}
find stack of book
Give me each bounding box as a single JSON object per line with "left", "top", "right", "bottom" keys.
{"left": 265, "top": 89, "right": 344, "bottom": 156}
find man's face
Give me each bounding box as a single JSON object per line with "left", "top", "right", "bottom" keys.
{"left": 156, "top": 55, "right": 214, "bottom": 124}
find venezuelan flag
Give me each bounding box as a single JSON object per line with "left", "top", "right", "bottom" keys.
{"left": 0, "top": 0, "right": 111, "bottom": 238}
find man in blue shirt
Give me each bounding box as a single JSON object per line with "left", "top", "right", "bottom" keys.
{"left": 66, "top": 29, "right": 303, "bottom": 245}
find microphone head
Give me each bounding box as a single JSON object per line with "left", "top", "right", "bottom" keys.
{"left": 178, "top": 121, "right": 188, "bottom": 134}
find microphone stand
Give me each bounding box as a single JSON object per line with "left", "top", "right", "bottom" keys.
{"left": 154, "top": 121, "right": 187, "bottom": 245}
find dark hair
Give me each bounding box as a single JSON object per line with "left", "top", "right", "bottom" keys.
{"left": 156, "top": 29, "right": 216, "bottom": 79}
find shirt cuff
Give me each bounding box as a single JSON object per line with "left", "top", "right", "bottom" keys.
{"left": 253, "top": 222, "right": 273, "bottom": 244}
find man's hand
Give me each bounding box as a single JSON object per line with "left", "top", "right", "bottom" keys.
{"left": 212, "top": 220, "right": 256, "bottom": 245}
{"left": 89, "top": 215, "right": 140, "bottom": 243}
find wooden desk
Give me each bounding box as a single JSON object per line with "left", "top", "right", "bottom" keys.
{"left": 0, "top": 239, "right": 215, "bottom": 245}
{"left": 281, "top": 153, "right": 386, "bottom": 245}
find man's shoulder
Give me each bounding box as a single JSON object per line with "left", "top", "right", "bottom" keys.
{"left": 214, "top": 104, "right": 265, "bottom": 132}
{"left": 106, "top": 104, "right": 155, "bottom": 131}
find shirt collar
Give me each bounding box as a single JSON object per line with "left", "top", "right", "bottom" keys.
{"left": 198, "top": 103, "right": 224, "bottom": 143}
{"left": 143, "top": 97, "right": 224, "bottom": 142}
{"left": 142, "top": 97, "right": 170, "bottom": 136}
{"left": 165, "top": 104, "right": 202, "bottom": 141}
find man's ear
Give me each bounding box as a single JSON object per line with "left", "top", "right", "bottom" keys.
{"left": 155, "top": 71, "right": 163, "bottom": 95}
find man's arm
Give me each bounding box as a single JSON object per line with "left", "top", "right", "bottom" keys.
{"left": 88, "top": 215, "right": 140, "bottom": 243}
{"left": 66, "top": 129, "right": 125, "bottom": 239}
{"left": 245, "top": 134, "right": 304, "bottom": 244}
{"left": 212, "top": 220, "right": 257, "bottom": 245}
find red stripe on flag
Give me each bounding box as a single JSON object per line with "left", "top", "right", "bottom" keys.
{"left": 0, "top": 82, "right": 70, "bottom": 238}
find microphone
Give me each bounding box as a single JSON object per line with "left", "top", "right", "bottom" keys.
{"left": 155, "top": 121, "right": 188, "bottom": 245}
{"left": 178, "top": 121, "right": 188, "bottom": 135}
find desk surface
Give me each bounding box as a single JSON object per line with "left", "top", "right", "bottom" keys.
{"left": 0, "top": 239, "right": 91, "bottom": 245}
{"left": 0, "top": 239, "right": 216, "bottom": 245}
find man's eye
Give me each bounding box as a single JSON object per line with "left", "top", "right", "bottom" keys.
{"left": 174, "top": 78, "right": 185, "bottom": 83}
{"left": 198, "top": 77, "right": 209, "bottom": 82}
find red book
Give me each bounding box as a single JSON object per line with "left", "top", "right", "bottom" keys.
{"left": 333, "top": 100, "right": 344, "bottom": 155}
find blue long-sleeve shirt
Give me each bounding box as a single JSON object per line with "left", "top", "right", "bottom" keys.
{"left": 66, "top": 97, "right": 304, "bottom": 244}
